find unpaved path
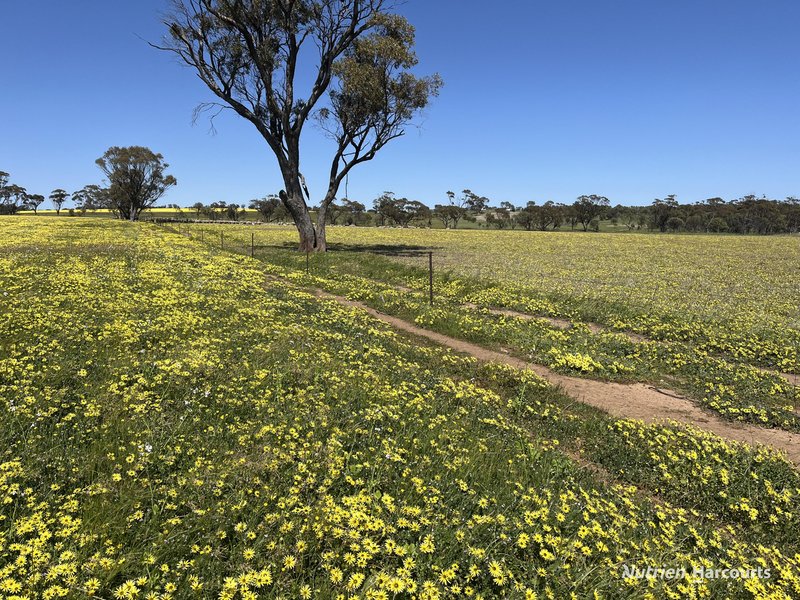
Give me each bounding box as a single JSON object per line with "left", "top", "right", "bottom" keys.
{"left": 385, "top": 285, "right": 649, "bottom": 342}
{"left": 316, "top": 290, "right": 800, "bottom": 466}
{"left": 463, "top": 300, "right": 799, "bottom": 386}
{"left": 395, "top": 287, "right": 800, "bottom": 382}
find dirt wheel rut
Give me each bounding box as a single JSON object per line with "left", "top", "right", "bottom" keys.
{"left": 314, "top": 289, "right": 800, "bottom": 466}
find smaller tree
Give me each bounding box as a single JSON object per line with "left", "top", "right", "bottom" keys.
{"left": 433, "top": 204, "right": 465, "bottom": 229}
{"left": 435, "top": 190, "right": 471, "bottom": 229}
{"left": 96, "top": 146, "right": 177, "bottom": 221}
{"left": 340, "top": 199, "right": 367, "bottom": 225}
{"left": 374, "top": 192, "right": 397, "bottom": 226}
{"left": 328, "top": 199, "right": 368, "bottom": 225}
{"left": 573, "top": 195, "right": 610, "bottom": 231}
{"left": 685, "top": 214, "right": 705, "bottom": 232}
{"left": 250, "top": 196, "right": 283, "bottom": 223}
{"left": 461, "top": 189, "right": 489, "bottom": 213}
{"left": 667, "top": 217, "right": 686, "bottom": 231}
{"left": 326, "top": 202, "right": 344, "bottom": 225}
{"left": 26, "top": 194, "right": 45, "bottom": 214}
{"left": 785, "top": 197, "right": 800, "bottom": 233}
{"left": 373, "top": 193, "right": 426, "bottom": 227}
{"left": 225, "top": 203, "right": 244, "bottom": 221}
{"left": 409, "top": 201, "right": 431, "bottom": 227}
{"left": 0, "top": 171, "right": 11, "bottom": 212}
{"left": 1, "top": 183, "right": 27, "bottom": 215}
{"left": 526, "top": 200, "right": 563, "bottom": 231}
{"left": 666, "top": 216, "right": 685, "bottom": 232}
{"left": 208, "top": 201, "right": 229, "bottom": 221}
{"left": 49, "top": 189, "right": 70, "bottom": 215}
{"left": 562, "top": 205, "right": 579, "bottom": 230}
{"left": 650, "top": 195, "right": 679, "bottom": 232}
{"left": 707, "top": 217, "right": 729, "bottom": 233}
{"left": 493, "top": 207, "right": 512, "bottom": 229}
{"left": 72, "top": 185, "right": 107, "bottom": 214}
{"left": 513, "top": 207, "right": 536, "bottom": 231}
{"left": 618, "top": 206, "right": 641, "bottom": 230}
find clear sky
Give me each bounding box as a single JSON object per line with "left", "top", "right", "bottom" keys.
{"left": 2, "top": 1, "right": 799, "bottom": 208}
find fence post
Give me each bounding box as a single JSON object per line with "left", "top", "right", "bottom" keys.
{"left": 251, "top": 232, "right": 255, "bottom": 257}
{"left": 306, "top": 251, "right": 310, "bottom": 274}
{"left": 221, "top": 231, "right": 224, "bottom": 250}
{"left": 428, "top": 251, "right": 434, "bottom": 305}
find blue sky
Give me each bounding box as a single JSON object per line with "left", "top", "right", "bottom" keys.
{"left": 2, "top": 1, "right": 799, "bottom": 208}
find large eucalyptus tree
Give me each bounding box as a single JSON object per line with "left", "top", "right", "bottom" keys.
{"left": 160, "top": 0, "right": 441, "bottom": 251}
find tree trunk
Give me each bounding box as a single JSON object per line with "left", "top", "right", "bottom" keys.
{"left": 314, "top": 203, "right": 328, "bottom": 252}
{"left": 280, "top": 190, "right": 324, "bottom": 252}
{"left": 297, "top": 214, "right": 319, "bottom": 252}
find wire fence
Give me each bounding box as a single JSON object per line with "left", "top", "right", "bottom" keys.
{"left": 151, "top": 219, "right": 439, "bottom": 304}
{"left": 148, "top": 218, "right": 800, "bottom": 332}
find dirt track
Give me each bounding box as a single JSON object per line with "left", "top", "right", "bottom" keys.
{"left": 317, "top": 290, "right": 800, "bottom": 466}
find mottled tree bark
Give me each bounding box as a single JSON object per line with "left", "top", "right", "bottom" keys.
{"left": 315, "top": 201, "right": 329, "bottom": 252}
{"left": 279, "top": 190, "right": 324, "bottom": 252}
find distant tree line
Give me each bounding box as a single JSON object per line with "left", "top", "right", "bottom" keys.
{"left": 368, "top": 191, "right": 612, "bottom": 232}
{"left": 145, "top": 192, "right": 800, "bottom": 236}
{"left": 6, "top": 166, "right": 799, "bottom": 235}
{"left": 609, "top": 195, "right": 800, "bottom": 234}
{"left": 357, "top": 192, "right": 613, "bottom": 232}
{"left": 186, "top": 201, "right": 253, "bottom": 222}
{"left": 362, "top": 192, "right": 800, "bottom": 235}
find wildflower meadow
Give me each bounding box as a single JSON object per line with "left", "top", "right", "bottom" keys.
{"left": 1, "top": 218, "right": 798, "bottom": 599}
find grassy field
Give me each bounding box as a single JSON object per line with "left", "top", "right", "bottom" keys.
{"left": 193, "top": 225, "right": 800, "bottom": 344}
{"left": 2, "top": 218, "right": 799, "bottom": 599}
{"left": 179, "top": 223, "right": 800, "bottom": 431}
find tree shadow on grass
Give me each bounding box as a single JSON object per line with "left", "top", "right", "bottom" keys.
{"left": 326, "top": 242, "right": 442, "bottom": 256}
{"left": 263, "top": 242, "right": 441, "bottom": 256}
